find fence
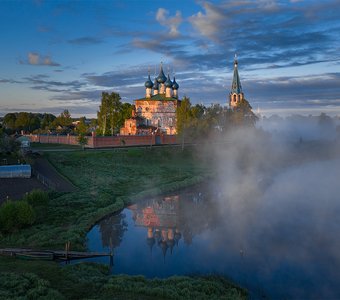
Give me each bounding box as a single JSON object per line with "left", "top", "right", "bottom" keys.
{"left": 31, "top": 168, "right": 57, "bottom": 190}
{"left": 25, "top": 134, "right": 179, "bottom": 149}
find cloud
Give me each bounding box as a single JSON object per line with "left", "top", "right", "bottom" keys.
{"left": 0, "top": 79, "right": 23, "bottom": 84}
{"left": 189, "top": 2, "right": 225, "bottom": 41}
{"left": 51, "top": 90, "right": 103, "bottom": 102}
{"left": 156, "top": 8, "right": 182, "bottom": 37}
{"left": 21, "top": 52, "right": 60, "bottom": 66}
{"left": 68, "top": 36, "right": 103, "bottom": 45}
{"left": 24, "top": 74, "right": 86, "bottom": 93}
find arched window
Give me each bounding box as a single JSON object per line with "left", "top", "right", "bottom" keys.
{"left": 233, "top": 94, "right": 237, "bottom": 102}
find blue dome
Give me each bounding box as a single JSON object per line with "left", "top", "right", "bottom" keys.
{"left": 172, "top": 77, "right": 179, "bottom": 90}
{"left": 144, "top": 74, "right": 153, "bottom": 88}
{"left": 153, "top": 77, "right": 159, "bottom": 89}
{"left": 165, "top": 74, "right": 173, "bottom": 88}
{"left": 157, "top": 65, "right": 167, "bottom": 83}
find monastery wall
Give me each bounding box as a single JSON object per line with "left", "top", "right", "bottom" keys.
{"left": 26, "top": 134, "right": 178, "bottom": 148}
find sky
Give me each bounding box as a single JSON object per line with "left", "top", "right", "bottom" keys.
{"left": 0, "top": 0, "right": 339, "bottom": 118}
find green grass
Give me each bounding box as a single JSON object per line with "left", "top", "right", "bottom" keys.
{"left": 31, "top": 142, "right": 81, "bottom": 149}
{"left": 0, "top": 257, "right": 247, "bottom": 300}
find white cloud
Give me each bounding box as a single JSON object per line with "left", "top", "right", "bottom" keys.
{"left": 28, "top": 52, "right": 39, "bottom": 65}
{"left": 25, "top": 52, "right": 60, "bottom": 66}
{"left": 156, "top": 8, "right": 182, "bottom": 37}
{"left": 189, "top": 2, "right": 225, "bottom": 41}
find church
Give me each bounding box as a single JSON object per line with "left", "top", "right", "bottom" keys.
{"left": 120, "top": 63, "right": 181, "bottom": 135}
{"left": 120, "top": 56, "right": 246, "bottom": 136}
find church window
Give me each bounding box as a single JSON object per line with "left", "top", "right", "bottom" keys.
{"left": 233, "top": 94, "right": 237, "bottom": 102}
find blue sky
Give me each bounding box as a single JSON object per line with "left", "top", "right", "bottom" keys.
{"left": 0, "top": 0, "right": 339, "bottom": 117}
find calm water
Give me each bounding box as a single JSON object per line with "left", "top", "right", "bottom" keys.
{"left": 85, "top": 159, "right": 340, "bottom": 299}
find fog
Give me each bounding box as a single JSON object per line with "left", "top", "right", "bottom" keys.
{"left": 258, "top": 114, "right": 340, "bottom": 142}
{"left": 200, "top": 116, "right": 340, "bottom": 299}
{"left": 84, "top": 114, "right": 340, "bottom": 299}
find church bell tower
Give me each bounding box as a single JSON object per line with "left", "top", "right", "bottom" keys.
{"left": 229, "top": 54, "right": 244, "bottom": 109}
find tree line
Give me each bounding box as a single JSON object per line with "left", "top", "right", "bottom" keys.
{"left": 1, "top": 91, "right": 257, "bottom": 138}
{"left": 176, "top": 96, "right": 258, "bottom": 141}
{"left": 1, "top": 110, "right": 97, "bottom": 135}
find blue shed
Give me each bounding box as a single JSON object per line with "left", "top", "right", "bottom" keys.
{"left": 0, "top": 165, "right": 31, "bottom": 178}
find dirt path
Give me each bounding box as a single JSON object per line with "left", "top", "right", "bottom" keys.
{"left": 32, "top": 157, "right": 77, "bottom": 193}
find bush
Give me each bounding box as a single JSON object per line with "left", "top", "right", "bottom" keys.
{"left": 0, "top": 200, "right": 36, "bottom": 233}
{"left": 0, "top": 272, "right": 64, "bottom": 300}
{"left": 23, "top": 189, "right": 49, "bottom": 207}
{"left": 16, "top": 201, "right": 36, "bottom": 227}
{"left": 0, "top": 201, "right": 18, "bottom": 233}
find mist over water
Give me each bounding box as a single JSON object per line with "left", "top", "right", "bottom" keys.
{"left": 203, "top": 119, "right": 340, "bottom": 299}
{"left": 85, "top": 118, "right": 340, "bottom": 299}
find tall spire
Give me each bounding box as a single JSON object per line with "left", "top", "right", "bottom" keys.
{"left": 231, "top": 53, "right": 242, "bottom": 94}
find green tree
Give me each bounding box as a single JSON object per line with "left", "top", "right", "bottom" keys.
{"left": 15, "top": 112, "right": 30, "bottom": 131}
{"left": 176, "top": 96, "right": 192, "bottom": 135}
{"left": 3, "top": 113, "right": 17, "bottom": 131}
{"left": 76, "top": 117, "right": 88, "bottom": 135}
{"left": 75, "top": 117, "right": 89, "bottom": 150}
{"left": 41, "top": 113, "right": 56, "bottom": 130}
{"left": 119, "top": 103, "right": 134, "bottom": 128}
{"left": 53, "top": 109, "right": 72, "bottom": 128}
{"left": 0, "top": 134, "right": 20, "bottom": 155}
{"left": 229, "top": 99, "right": 258, "bottom": 127}
{"left": 176, "top": 97, "right": 193, "bottom": 149}
{"left": 77, "top": 134, "right": 88, "bottom": 150}
{"left": 97, "top": 92, "right": 123, "bottom": 136}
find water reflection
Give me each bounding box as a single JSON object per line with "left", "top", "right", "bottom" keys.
{"left": 99, "top": 213, "right": 128, "bottom": 249}
{"left": 127, "top": 190, "right": 219, "bottom": 259}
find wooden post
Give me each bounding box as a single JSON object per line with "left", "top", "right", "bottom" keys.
{"left": 65, "top": 241, "right": 70, "bottom": 262}
{"left": 109, "top": 237, "right": 114, "bottom": 270}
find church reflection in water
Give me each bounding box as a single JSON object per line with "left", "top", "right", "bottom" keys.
{"left": 129, "top": 195, "right": 182, "bottom": 258}
{"left": 111, "top": 187, "right": 220, "bottom": 258}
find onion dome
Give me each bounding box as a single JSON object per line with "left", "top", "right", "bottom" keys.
{"left": 174, "top": 231, "right": 182, "bottom": 245}
{"left": 144, "top": 74, "right": 153, "bottom": 88}
{"left": 154, "top": 229, "right": 161, "bottom": 241}
{"left": 172, "top": 77, "right": 179, "bottom": 90}
{"left": 146, "top": 237, "right": 155, "bottom": 250}
{"left": 165, "top": 74, "right": 173, "bottom": 88}
{"left": 156, "top": 64, "right": 167, "bottom": 83}
{"left": 159, "top": 240, "right": 168, "bottom": 258}
{"left": 153, "top": 77, "right": 159, "bottom": 89}
{"left": 167, "top": 239, "right": 175, "bottom": 254}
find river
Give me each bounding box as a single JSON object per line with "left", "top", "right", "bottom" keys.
{"left": 84, "top": 158, "right": 340, "bottom": 299}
